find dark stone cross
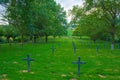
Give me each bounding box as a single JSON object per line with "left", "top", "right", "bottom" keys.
{"left": 96, "top": 46, "right": 99, "bottom": 54}
{"left": 73, "top": 57, "right": 86, "bottom": 76}
{"left": 86, "top": 42, "right": 90, "bottom": 48}
{"left": 58, "top": 43, "right": 61, "bottom": 48}
{"left": 22, "top": 54, "right": 34, "bottom": 72}
{"left": 103, "top": 43, "right": 106, "bottom": 48}
{"left": 72, "top": 41, "right": 76, "bottom": 54}
{"left": 51, "top": 45, "right": 55, "bottom": 54}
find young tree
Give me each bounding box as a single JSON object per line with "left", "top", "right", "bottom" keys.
{"left": 72, "top": 27, "right": 82, "bottom": 38}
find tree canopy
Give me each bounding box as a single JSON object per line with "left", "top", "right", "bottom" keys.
{"left": 0, "top": 0, "right": 67, "bottom": 43}
{"left": 69, "top": 0, "right": 120, "bottom": 49}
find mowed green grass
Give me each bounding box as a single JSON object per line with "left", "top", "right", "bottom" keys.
{"left": 0, "top": 37, "right": 120, "bottom": 80}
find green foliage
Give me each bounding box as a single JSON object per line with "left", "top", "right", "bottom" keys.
{"left": 1, "top": 0, "right": 67, "bottom": 43}
{"left": 72, "top": 27, "right": 82, "bottom": 36}
{"left": 0, "top": 0, "right": 9, "bottom": 6}
{"left": 15, "top": 36, "right": 29, "bottom": 42}
{"left": 69, "top": 5, "right": 85, "bottom": 24}
{"left": 67, "top": 28, "right": 73, "bottom": 36}
{"left": 0, "top": 37, "right": 4, "bottom": 43}
{"left": 3, "top": 25, "right": 19, "bottom": 42}
{"left": 70, "top": 5, "right": 108, "bottom": 42}
{"left": 83, "top": 0, "right": 120, "bottom": 49}
{"left": 0, "top": 25, "right": 20, "bottom": 43}
{"left": 51, "top": 4, "right": 67, "bottom": 37}
{"left": 0, "top": 26, "right": 4, "bottom": 36}
{"left": 70, "top": 1, "right": 120, "bottom": 48}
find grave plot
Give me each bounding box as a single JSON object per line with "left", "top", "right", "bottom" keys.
{"left": 73, "top": 57, "right": 86, "bottom": 76}
{"left": 22, "top": 54, "right": 34, "bottom": 72}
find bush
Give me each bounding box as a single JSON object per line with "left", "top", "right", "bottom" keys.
{"left": 15, "top": 36, "right": 29, "bottom": 43}
{"left": 0, "top": 37, "right": 5, "bottom": 43}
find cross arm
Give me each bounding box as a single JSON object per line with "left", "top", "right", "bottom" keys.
{"left": 22, "top": 58, "right": 27, "bottom": 60}
{"left": 72, "top": 62, "right": 86, "bottom": 64}
{"left": 22, "top": 58, "right": 34, "bottom": 61}
{"left": 72, "top": 62, "right": 78, "bottom": 64}
{"left": 80, "top": 62, "right": 86, "bottom": 64}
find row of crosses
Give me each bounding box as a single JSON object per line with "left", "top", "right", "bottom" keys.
{"left": 22, "top": 54, "right": 86, "bottom": 76}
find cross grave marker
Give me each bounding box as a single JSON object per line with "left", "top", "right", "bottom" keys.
{"left": 73, "top": 57, "right": 86, "bottom": 76}
{"left": 51, "top": 45, "right": 55, "bottom": 54}
{"left": 22, "top": 54, "right": 34, "bottom": 72}
{"left": 96, "top": 46, "right": 99, "bottom": 54}
{"left": 103, "top": 43, "right": 106, "bottom": 48}
{"left": 72, "top": 41, "right": 76, "bottom": 54}
{"left": 87, "top": 42, "right": 90, "bottom": 48}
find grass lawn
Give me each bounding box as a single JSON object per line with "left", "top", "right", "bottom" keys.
{"left": 0, "top": 37, "right": 120, "bottom": 80}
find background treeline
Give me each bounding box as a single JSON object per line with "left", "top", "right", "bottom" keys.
{"left": 69, "top": 0, "right": 120, "bottom": 49}
{"left": 0, "top": 0, "right": 68, "bottom": 43}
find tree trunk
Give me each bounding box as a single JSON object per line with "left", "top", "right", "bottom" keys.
{"left": 111, "top": 23, "right": 115, "bottom": 50}
{"left": 92, "top": 39, "right": 96, "bottom": 43}
{"left": 21, "top": 34, "right": 24, "bottom": 46}
{"left": 13, "top": 36, "right": 16, "bottom": 42}
{"left": 39, "top": 35, "right": 42, "bottom": 43}
{"left": 111, "top": 33, "right": 115, "bottom": 50}
{"left": 53, "top": 35, "right": 56, "bottom": 39}
{"left": 53, "top": 35, "right": 56, "bottom": 41}
{"left": 33, "top": 35, "right": 37, "bottom": 43}
{"left": 7, "top": 37, "right": 11, "bottom": 46}
{"left": 45, "top": 34, "right": 48, "bottom": 43}
{"left": 79, "top": 36, "right": 81, "bottom": 39}
{"left": 6, "top": 37, "right": 10, "bottom": 43}
{"left": 29, "top": 36, "right": 32, "bottom": 41}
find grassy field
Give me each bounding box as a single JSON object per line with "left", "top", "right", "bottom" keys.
{"left": 0, "top": 37, "right": 120, "bottom": 80}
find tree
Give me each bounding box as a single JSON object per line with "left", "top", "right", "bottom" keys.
{"left": 70, "top": 5, "right": 107, "bottom": 42}
{"left": 3, "top": 25, "right": 19, "bottom": 43}
{"left": 30, "top": 0, "right": 56, "bottom": 43}
{"left": 1, "top": 0, "right": 67, "bottom": 43}
{"left": 42, "top": 1, "right": 67, "bottom": 42}
{"left": 116, "top": 24, "right": 120, "bottom": 42}
{"left": 0, "top": 25, "right": 5, "bottom": 43}
{"left": 72, "top": 27, "right": 82, "bottom": 38}
{"left": 3, "top": 0, "right": 35, "bottom": 44}
{"left": 51, "top": 4, "right": 67, "bottom": 38}
{"left": 83, "top": 0, "right": 120, "bottom": 49}
{"left": 32, "top": 0, "right": 67, "bottom": 42}
{"left": 0, "top": 26, "right": 3, "bottom": 37}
